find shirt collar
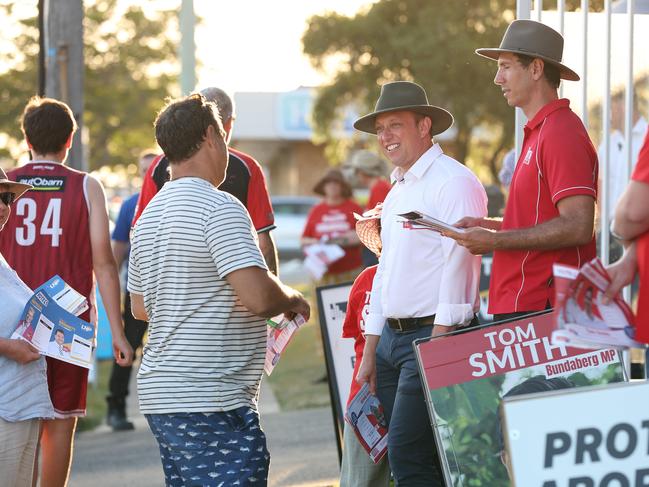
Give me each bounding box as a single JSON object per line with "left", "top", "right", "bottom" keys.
{"left": 390, "top": 143, "right": 444, "bottom": 183}
{"left": 525, "top": 98, "right": 570, "bottom": 132}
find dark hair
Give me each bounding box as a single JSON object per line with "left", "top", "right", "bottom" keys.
{"left": 154, "top": 94, "right": 225, "bottom": 164}
{"left": 515, "top": 54, "right": 561, "bottom": 89}
{"left": 22, "top": 97, "right": 77, "bottom": 155}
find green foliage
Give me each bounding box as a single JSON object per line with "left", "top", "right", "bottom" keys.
{"left": 302, "top": 0, "right": 517, "bottom": 176}
{"left": 0, "top": 0, "right": 178, "bottom": 169}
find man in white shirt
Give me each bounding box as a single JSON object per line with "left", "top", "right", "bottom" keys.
{"left": 354, "top": 81, "right": 487, "bottom": 486}
{"left": 599, "top": 92, "right": 647, "bottom": 220}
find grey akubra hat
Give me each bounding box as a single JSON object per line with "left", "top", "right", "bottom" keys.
{"left": 475, "top": 19, "right": 580, "bottom": 81}
{"left": 353, "top": 81, "right": 454, "bottom": 136}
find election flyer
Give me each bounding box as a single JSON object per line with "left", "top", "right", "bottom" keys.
{"left": 264, "top": 313, "right": 307, "bottom": 375}
{"left": 414, "top": 311, "right": 626, "bottom": 487}
{"left": 12, "top": 277, "right": 94, "bottom": 370}
{"left": 344, "top": 382, "right": 388, "bottom": 463}
{"left": 552, "top": 261, "right": 642, "bottom": 349}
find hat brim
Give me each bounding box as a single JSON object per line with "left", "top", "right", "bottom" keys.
{"left": 475, "top": 48, "right": 580, "bottom": 81}
{"left": 353, "top": 105, "right": 454, "bottom": 136}
{"left": 0, "top": 180, "right": 32, "bottom": 200}
{"left": 313, "top": 176, "right": 353, "bottom": 198}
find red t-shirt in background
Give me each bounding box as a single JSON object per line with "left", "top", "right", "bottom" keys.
{"left": 489, "top": 99, "right": 598, "bottom": 314}
{"left": 631, "top": 128, "right": 649, "bottom": 344}
{"left": 367, "top": 178, "right": 392, "bottom": 210}
{"left": 302, "top": 199, "right": 363, "bottom": 274}
{"left": 342, "top": 265, "right": 377, "bottom": 405}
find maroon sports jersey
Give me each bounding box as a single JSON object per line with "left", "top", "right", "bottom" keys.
{"left": 0, "top": 162, "right": 93, "bottom": 316}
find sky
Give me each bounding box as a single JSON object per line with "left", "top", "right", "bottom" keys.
{"left": 193, "top": 0, "right": 377, "bottom": 93}
{"left": 0, "top": 0, "right": 377, "bottom": 92}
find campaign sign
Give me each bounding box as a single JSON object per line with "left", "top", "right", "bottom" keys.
{"left": 316, "top": 281, "right": 354, "bottom": 463}
{"left": 503, "top": 381, "right": 649, "bottom": 487}
{"left": 414, "top": 311, "right": 626, "bottom": 487}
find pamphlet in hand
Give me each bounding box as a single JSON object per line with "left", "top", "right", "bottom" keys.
{"left": 34, "top": 275, "right": 88, "bottom": 316}
{"left": 303, "top": 242, "right": 345, "bottom": 280}
{"left": 397, "top": 210, "right": 466, "bottom": 234}
{"left": 344, "top": 382, "right": 388, "bottom": 463}
{"left": 12, "top": 276, "right": 94, "bottom": 370}
{"left": 264, "top": 313, "right": 307, "bottom": 375}
{"left": 551, "top": 260, "right": 642, "bottom": 350}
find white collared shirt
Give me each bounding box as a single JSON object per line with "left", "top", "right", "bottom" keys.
{"left": 365, "top": 144, "right": 488, "bottom": 335}
{"left": 598, "top": 117, "right": 649, "bottom": 218}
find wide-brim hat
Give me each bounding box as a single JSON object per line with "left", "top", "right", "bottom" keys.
{"left": 475, "top": 19, "right": 579, "bottom": 81}
{"left": 354, "top": 204, "right": 382, "bottom": 257}
{"left": 349, "top": 150, "right": 385, "bottom": 176}
{"left": 0, "top": 167, "right": 32, "bottom": 200}
{"left": 313, "top": 168, "right": 353, "bottom": 198}
{"left": 353, "top": 81, "right": 454, "bottom": 136}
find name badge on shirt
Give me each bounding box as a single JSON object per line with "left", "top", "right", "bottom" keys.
{"left": 523, "top": 148, "right": 533, "bottom": 166}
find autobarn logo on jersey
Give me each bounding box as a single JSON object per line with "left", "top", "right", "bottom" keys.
{"left": 16, "top": 175, "right": 66, "bottom": 191}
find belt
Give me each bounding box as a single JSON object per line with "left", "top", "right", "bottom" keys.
{"left": 386, "top": 315, "right": 436, "bottom": 332}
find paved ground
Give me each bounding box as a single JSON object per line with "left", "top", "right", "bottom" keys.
{"left": 69, "top": 378, "right": 341, "bottom": 487}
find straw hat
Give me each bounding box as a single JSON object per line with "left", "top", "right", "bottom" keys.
{"left": 354, "top": 204, "right": 382, "bottom": 257}
{"left": 0, "top": 167, "right": 32, "bottom": 200}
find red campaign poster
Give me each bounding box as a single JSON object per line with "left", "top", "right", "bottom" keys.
{"left": 414, "top": 311, "right": 626, "bottom": 487}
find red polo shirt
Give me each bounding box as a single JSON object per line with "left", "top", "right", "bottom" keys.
{"left": 631, "top": 128, "right": 649, "bottom": 343}
{"left": 489, "top": 99, "right": 598, "bottom": 314}
{"left": 366, "top": 178, "right": 392, "bottom": 210}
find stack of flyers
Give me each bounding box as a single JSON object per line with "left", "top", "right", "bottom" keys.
{"left": 303, "top": 243, "right": 345, "bottom": 280}
{"left": 264, "top": 314, "right": 307, "bottom": 375}
{"left": 344, "top": 382, "right": 388, "bottom": 463}
{"left": 552, "top": 259, "right": 642, "bottom": 349}
{"left": 397, "top": 210, "right": 465, "bottom": 234}
{"left": 34, "top": 275, "right": 88, "bottom": 316}
{"left": 12, "top": 277, "right": 95, "bottom": 369}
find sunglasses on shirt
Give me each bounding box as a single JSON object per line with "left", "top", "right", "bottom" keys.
{"left": 0, "top": 192, "right": 16, "bottom": 206}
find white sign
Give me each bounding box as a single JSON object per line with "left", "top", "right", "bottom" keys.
{"left": 316, "top": 282, "right": 355, "bottom": 425}
{"left": 503, "top": 381, "right": 649, "bottom": 487}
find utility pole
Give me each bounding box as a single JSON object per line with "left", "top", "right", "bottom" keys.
{"left": 42, "top": 0, "right": 85, "bottom": 171}
{"left": 180, "top": 0, "right": 196, "bottom": 95}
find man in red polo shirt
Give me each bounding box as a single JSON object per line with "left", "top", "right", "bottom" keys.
{"left": 132, "top": 87, "right": 277, "bottom": 274}
{"left": 443, "top": 20, "right": 598, "bottom": 321}
{"left": 603, "top": 128, "right": 649, "bottom": 344}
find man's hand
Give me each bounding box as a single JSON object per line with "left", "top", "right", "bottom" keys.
{"left": 454, "top": 216, "right": 502, "bottom": 231}
{"left": 442, "top": 226, "right": 498, "bottom": 255}
{"left": 603, "top": 244, "right": 638, "bottom": 304}
{"left": 454, "top": 216, "right": 485, "bottom": 229}
{"left": 356, "top": 335, "right": 380, "bottom": 394}
{"left": 113, "top": 334, "right": 134, "bottom": 367}
{"left": 1, "top": 339, "right": 41, "bottom": 364}
{"left": 284, "top": 295, "right": 311, "bottom": 322}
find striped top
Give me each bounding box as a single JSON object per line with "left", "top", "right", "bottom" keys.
{"left": 128, "top": 177, "right": 268, "bottom": 414}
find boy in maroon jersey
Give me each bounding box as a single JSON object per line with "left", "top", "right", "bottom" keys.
{"left": 0, "top": 97, "right": 133, "bottom": 486}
